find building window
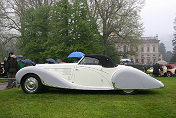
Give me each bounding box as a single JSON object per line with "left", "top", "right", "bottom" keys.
{"left": 153, "top": 47, "right": 155, "bottom": 52}
{"left": 117, "top": 46, "right": 121, "bottom": 52}
{"left": 141, "top": 59, "right": 144, "bottom": 64}
{"left": 130, "top": 46, "right": 133, "bottom": 51}
{"left": 136, "top": 47, "right": 138, "bottom": 52}
{"left": 141, "top": 47, "right": 144, "bottom": 52}
{"left": 135, "top": 59, "right": 139, "bottom": 63}
{"left": 153, "top": 58, "right": 156, "bottom": 64}
{"left": 147, "top": 58, "right": 150, "bottom": 64}
{"left": 147, "top": 47, "right": 150, "bottom": 52}
{"left": 123, "top": 45, "right": 127, "bottom": 53}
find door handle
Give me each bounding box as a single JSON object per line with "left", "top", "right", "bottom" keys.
{"left": 75, "top": 68, "right": 79, "bottom": 71}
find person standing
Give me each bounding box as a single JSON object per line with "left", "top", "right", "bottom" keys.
{"left": 5, "top": 52, "right": 13, "bottom": 88}
{"left": 153, "top": 63, "right": 161, "bottom": 76}
{"left": 6, "top": 53, "right": 19, "bottom": 88}
{"left": 162, "top": 65, "right": 167, "bottom": 77}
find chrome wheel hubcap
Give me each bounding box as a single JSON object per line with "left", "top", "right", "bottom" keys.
{"left": 24, "top": 77, "right": 38, "bottom": 93}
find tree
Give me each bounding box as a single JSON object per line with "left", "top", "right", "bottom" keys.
{"left": 20, "top": 0, "right": 103, "bottom": 62}
{"left": 88, "top": 0, "right": 144, "bottom": 56}
{"left": 43, "top": 0, "right": 73, "bottom": 61}
{"left": 46, "top": 0, "right": 103, "bottom": 61}
{"left": 0, "top": 27, "right": 19, "bottom": 61}
{"left": 0, "top": 1, "right": 19, "bottom": 59}
{"left": 0, "top": 0, "right": 59, "bottom": 60}
{"left": 165, "top": 51, "right": 172, "bottom": 63}
{"left": 20, "top": 6, "right": 51, "bottom": 62}
{"left": 170, "top": 17, "right": 176, "bottom": 63}
{"left": 0, "top": 0, "right": 58, "bottom": 33}
{"left": 158, "top": 43, "right": 166, "bottom": 61}
{"left": 158, "top": 43, "right": 173, "bottom": 62}
{"left": 71, "top": 0, "right": 103, "bottom": 54}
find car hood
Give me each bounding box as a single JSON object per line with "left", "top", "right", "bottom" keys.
{"left": 36, "top": 63, "right": 78, "bottom": 69}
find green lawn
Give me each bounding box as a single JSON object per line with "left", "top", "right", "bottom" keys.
{"left": 0, "top": 78, "right": 8, "bottom": 83}
{"left": 0, "top": 77, "right": 176, "bottom": 118}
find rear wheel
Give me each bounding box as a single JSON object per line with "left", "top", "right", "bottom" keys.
{"left": 120, "top": 89, "right": 137, "bottom": 95}
{"left": 21, "top": 74, "right": 43, "bottom": 94}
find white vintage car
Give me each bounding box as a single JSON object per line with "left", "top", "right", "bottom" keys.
{"left": 16, "top": 54, "right": 164, "bottom": 94}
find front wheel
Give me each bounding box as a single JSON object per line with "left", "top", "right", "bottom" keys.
{"left": 120, "top": 89, "right": 137, "bottom": 95}
{"left": 21, "top": 74, "right": 43, "bottom": 94}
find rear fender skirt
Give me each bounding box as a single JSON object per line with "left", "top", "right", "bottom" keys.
{"left": 112, "top": 67, "right": 164, "bottom": 89}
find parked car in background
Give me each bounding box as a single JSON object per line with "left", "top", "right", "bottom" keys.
{"left": 146, "top": 67, "right": 153, "bottom": 74}
{"left": 166, "top": 64, "right": 176, "bottom": 77}
{"left": 126, "top": 64, "right": 151, "bottom": 73}
{"left": 126, "top": 64, "right": 145, "bottom": 72}
{"left": 0, "top": 63, "right": 3, "bottom": 75}
{"left": 0, "top": 62, "right": 6, "bottom": 78}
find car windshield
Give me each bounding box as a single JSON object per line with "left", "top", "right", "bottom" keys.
{"left": 79, "top": 57, "right": 100, "bottom": 65}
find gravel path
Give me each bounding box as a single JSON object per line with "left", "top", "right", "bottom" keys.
{"left": 0, "top": 82, "right": 8, "bottom": 91}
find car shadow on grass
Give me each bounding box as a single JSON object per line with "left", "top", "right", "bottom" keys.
{"left": 42, "top": 87, "right": 160, "bottom": 95}
{"left": 137, "top": 90, "right": 160, "bottom": 95}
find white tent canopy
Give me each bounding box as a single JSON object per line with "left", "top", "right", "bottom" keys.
{"left": 157, "top": 60, "right": 167, "bottom": 65}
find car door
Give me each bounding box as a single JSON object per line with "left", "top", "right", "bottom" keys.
{"left": 72, "top": 57, "right": 111, "bottom": 87}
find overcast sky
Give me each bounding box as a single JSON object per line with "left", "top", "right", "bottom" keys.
{"left": 140, "top": 0, "right": 176, "bottom": 51}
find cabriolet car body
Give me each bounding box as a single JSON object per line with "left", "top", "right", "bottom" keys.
{"left": 16, "top": 54, "right": 164, "bottom": 94}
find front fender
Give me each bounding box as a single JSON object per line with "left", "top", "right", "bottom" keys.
{"left": 112, "top": 66, "right": 164, "bottom": 89}
{"left": 16, "top": 66, "right": 74, "bottom": 89}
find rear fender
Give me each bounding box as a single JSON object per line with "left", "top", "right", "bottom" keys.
{"left": 112, "top": 66, "right": 164, "bottom": 89}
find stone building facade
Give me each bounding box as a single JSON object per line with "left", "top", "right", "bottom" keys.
{"left": 116, "top": 36, "right": 162, "bottom": 64}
